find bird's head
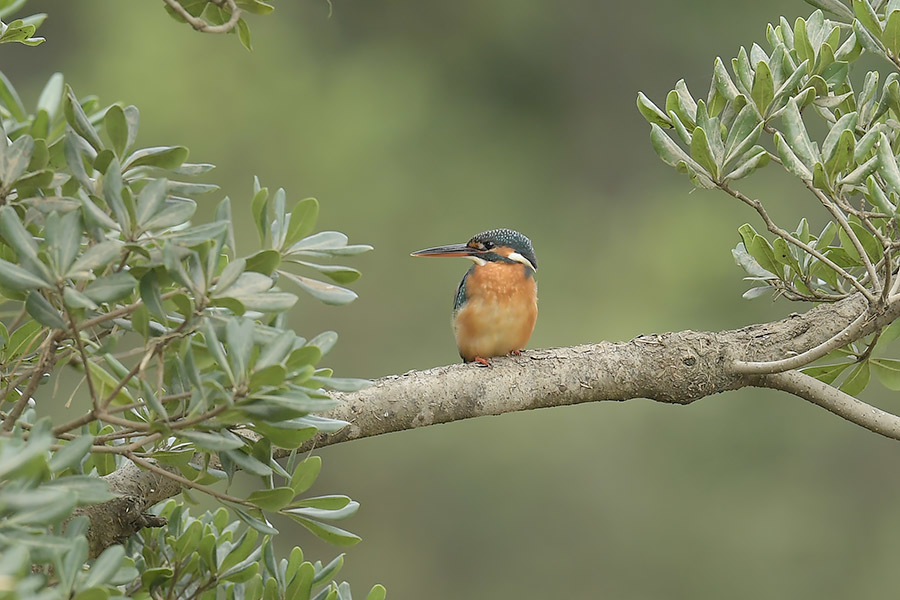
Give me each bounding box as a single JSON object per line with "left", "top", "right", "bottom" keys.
{"left": 411, "top": 228, "right": 537, "bottom": 271}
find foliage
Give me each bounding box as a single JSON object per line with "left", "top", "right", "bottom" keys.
{"left": 0, "top": 0, "right": 45, "bottom": 45}
{"left": 638, "top": 0, "right": 900, "bottom": 396}
{"left": 0, "top": 2, "right": 383, "bottom": 598}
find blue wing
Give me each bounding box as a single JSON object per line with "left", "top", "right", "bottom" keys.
{"left": 453, "top": 266, "right": 474, "bottom": 313}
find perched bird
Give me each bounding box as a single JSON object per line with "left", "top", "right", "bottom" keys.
{"left": 411, "top": 228, "right": 538, "bottom": 365}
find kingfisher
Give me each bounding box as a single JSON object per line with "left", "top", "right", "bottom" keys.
{"left": 411, "top": 228, "right": 538, "bottom": 366}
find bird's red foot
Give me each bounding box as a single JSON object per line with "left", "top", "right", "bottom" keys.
{"left": 509, "top": 349, "right": 522, "bottom": 356}
{"left": 473, "top": 356, "right": 492, "bottom": 367}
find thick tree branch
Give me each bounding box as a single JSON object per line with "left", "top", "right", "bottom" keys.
{"left": 78, "top": 292, "right": 900, "bottom": 554}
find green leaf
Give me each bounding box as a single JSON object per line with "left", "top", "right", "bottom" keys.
{"left": 226, "top": 317, "right": 255, "bottom": 378}
{"left": 164, "top": 221, "right": 228, "bottom": 248}
{"left": 801, "top": 362, "right": 852, "bottom": 384}
{"left": 283, "top": 198, "right": 320, "bottom": 249}
{"left": 290, "top": 456, "right": 322, "bottom": 495}
{"left": 804, "top": 0, "right": 854, "bottom": 21}
{"left": 222, "top": 449, "right": 272, "bottom": 476}
{"left": 34, "top": 73, "right": 63, "bottom": 124}
{"left": 251, "top": 179, "right": 269, "bottom": 243}
{"left": 237, "top": 17, "right": 252, "bottom": 50}
{"left": 366, "top": 585, "right": 387, "bottom": 600}
{"left": 245, "top": 249, "right": 281, "bottom": 275}
{"left": 724, "top": 146, "right": 770, "bottom": 181}
{"left": 286, "top": 500, "right": 359, "bottom": 521}
{"left": 135, "top": 177, "right": 168, "bottom": 226}
{"left": 794, "top": 16, "right": 816, "bottom": 65}
{"left": 233, "top": 507, "right": 279, "bottom": 535}
{"left": 49, "top": 435, "right": 93, "bottom": 472}
{"left": 877, "top": 133, "right": 900, "bottom": 196}
{"left": 66, "top": 240, "right": 122, "bottom": 279}
{"left": 63, "top": 86, "right": 103, "bottom": 152}
{"left": 748, "top": 235, "right": 781, "bottom": 276}
{"left": 84, "top": 545, "right": 125, "bottom": 588}
{"left": 307, "top": 331, "right": 338, "bottom": 355}
{"left": 202, "top": 318, "right": 235, "bottom": 385}
{"left": 839, "top": 154, "right": 880, "bottom": 187}
{"left": 25, "top": 291, "right": 66, "bottom": 329}
{"left": 249, "top": 364, "right": 287, "bottom": 389}
{"left": 143, "top": 198, "right": 196, "bottom": 230}
{"left": 825, "top": 129, "right": 855, "bottom": 177}
{"left": 139, "top": 270, "right": 166, "bottom": 318}
{"left": 101, "top": 158, "right": 131, "bottom": 233}
{"left": 255, "top": 330, "right": 296, "bottom": 370}
{"left": 278, "top": 270, "right": 358, "bottom": 305}
{"left": 822, "top": 112, "right": 858, "bottom": 164}
{"left": 724, "top": 103, "right": 762, "bottom": 165}
{"left": 45, "top": 210, "right": 81, "bottom": 276}
{"left": 0, "top": 257, "right": 52, "bottom": 290}
{"left": 0, "top": 205, "right": 52, "bottom": 283}
{"left": 839, "top": 360, "right": 870, "bottom": 396}
{"left": 179, "top": 430, "right": 244, "bottom": 451}
{"left": 83, "top": 272, "right": 137, "bottom": 304}
{"left": 63, "top": 287, "right": 98, "bottom": 310}
{"left": 247, "top": 487, "right": 295, "bottom": 511}
{"left": 0, "top": 133, "right": 33, "bottom": 187}
{"left": 0, "top": 71, "right": 26, "bottom": 121}
{"left": 774, "top": 131, "right": 813, "bottom": 181}
{"left": 712, "top": 56, "right": 739, "bottom": 102}
{"left": 103, "top": 104, "right": 129, "bottom": 157}
{"left": 123, "top": 146, "right": 189, "bottom": 171}
{"left": 251, "top": 422, "right": 316, "bottom": 449}
{"left": 636, "top": 92, "right": 672, "bottom": 127}
{"left": 287, "top": 516, "right": 360, "bottom": 547}
{"left": 666, "top": 79, "right": 698, "bottom": 127}
{"left": 864, "top": 175, "right": 895, "bottom": 213}
{"left": 871, "top": 358, "right": 900, "bottom": 390}
{"left": 853, "top": 0, "right": 882, "bottom": 38}
{"left": 779, "top": 97, "right": 818, "bottom": 167}
{"left": 293, "top": 495, "right": 351, "bottom": 510}
{"left": 214, "top": 258, "right": 246, "bottom": 294}
{"left": 689, "top": 126, "right": 718, "bottom": 178}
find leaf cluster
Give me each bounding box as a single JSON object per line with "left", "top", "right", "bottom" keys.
{"left": 0, "top": 54, "right": 379, "bottom": 600}
{"left": 639, "top": 1, "right": 900, "bottom": 397}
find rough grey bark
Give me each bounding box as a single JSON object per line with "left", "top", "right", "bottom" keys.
{"left": 79, "top": 292, "right": 900, "bottom": 553}
{"left": 79, "top": 461, "right": 180, "bottom": 557}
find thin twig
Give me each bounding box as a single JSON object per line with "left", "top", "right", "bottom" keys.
{"left": 161, "top": 0, "right": 243, "bottom": 34}
{"left": 721, "top": 183, "right": 878, "bottom": 303}
{"left": 804, "top": 182, "right": 882, "bottom": 293}
{"left": 755, "top": 370, "right": 900, "bottom": 441}
{"left": 1, "top": 332, "right": 60, "bottom": 432}
{"left": 731, "top": 310, "right": 871, "bottom": 374}
{"left": 126, "top": 452, "right": 250, "bottom": 506}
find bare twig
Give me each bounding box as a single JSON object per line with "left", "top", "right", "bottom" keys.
{"left": 1, "top": 332, "right": 60, "bottom": 432}
{"left": 730, "top": 310, "right": 871, "bottom": 374}
{"left": 804, "top": 183, "right": 882, "bottom": 293}
{"left": 755, "top": 370, "right": 900, "bottom": 441}
{"left": 161, "top": 0, "right": 243, "bottom": 34}
{"left": 721, "top": 184, "right": 878, "bottom": 303}
{"left": 126, "top": 452, "right": 250, "bottom": 506}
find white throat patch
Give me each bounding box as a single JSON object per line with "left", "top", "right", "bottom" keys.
{"left": 508, "top": 251, "right": 536, "bottom": 270}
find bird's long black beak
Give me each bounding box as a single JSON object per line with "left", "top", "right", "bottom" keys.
{"left": 410, "top": 243, "right": 480, "bottom": 258}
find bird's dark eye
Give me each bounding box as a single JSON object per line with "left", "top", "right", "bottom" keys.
{"left": 482, "top": 241, "right": 494, "bottom": 250}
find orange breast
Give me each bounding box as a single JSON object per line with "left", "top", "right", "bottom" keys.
{"left": 453, "top": 263, "right": 538, "bottom": 361}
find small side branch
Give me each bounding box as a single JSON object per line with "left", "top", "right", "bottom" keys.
{"left": 754, "top": 370, "right": 900, "bottom": 441}
{"left": 731, "top": 310, "right": 870, "bottom": 375}
{"left": 720, "top": 184, "right": 877, "bottom": 303}
{"left": 161, "top": 0, "right": 243, "bottom": 34}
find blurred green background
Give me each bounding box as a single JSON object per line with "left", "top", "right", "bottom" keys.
{"left": 8, "top": 1, "right": 900, "bottom": 597}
